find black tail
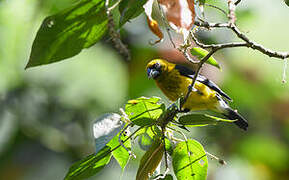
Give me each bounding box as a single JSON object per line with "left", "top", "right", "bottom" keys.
{"left": 223, "top": 108, "right": 248, "bottom": 131}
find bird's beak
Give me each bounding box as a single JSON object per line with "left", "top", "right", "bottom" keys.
{"left": 147, "top": 68, "right": 160, "bottom": 79}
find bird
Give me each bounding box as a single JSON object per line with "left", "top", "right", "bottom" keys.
{"left": 146, "top": 59, "right": 248, "bottom": 130}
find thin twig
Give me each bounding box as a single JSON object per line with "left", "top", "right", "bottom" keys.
{"left": 190, "top": 31, "right": 247, "bottom": 49}
{"left": 195, "top": 21, "right": 229, "bottom": 28}
{"left": 167, "top": 126, "right": 187, "bottom": 141}
{"left": 119, "top": 122, "right": 136, "bottom": 158}
{"left": 229, "top": 24, "right": 289, "bottom": 59}
{"left": 110, "top": 126, "right": 143, "bottom": 153}
{"left": 282, "top": 59, "right": 288, "bottom": 83}
{"left": 227, "top": 0, "right": 236, "bottom": 24}
{"left": 107, "top": 0, "right": 121, "bottom": 11}
{"left": 161, "top": 126, "right": 169, "bottom": 172}
{"left": 181, "top": 48, "right": 218, "bottom": 108}
{"left": 234, "top": 0, "right": 242, "bottom": 6}
{"left": 157, "top": 0, "right": 176, "bottom": 48}
{"left": 204, "top": 3, "right": 228, "bottom": 16}
{"left": 194, "top": 21, "right": 289, "bottom": 59}
{"left": 206, "top": 151, "right": 227, "bottom": 165}
{"left": 105, "top": 0, "right": 131, "bottom": 60}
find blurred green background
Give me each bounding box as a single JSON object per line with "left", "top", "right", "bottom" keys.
{"left": 0, "top": 0, "right": 289, "bottom": 179}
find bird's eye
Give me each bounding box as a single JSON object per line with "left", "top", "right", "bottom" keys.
{"left": 154, "top": 62, "right": 161, "bottom": 70}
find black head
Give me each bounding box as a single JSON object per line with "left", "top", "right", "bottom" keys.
{"left": 146, "top": 60, "right": 162, "bottom": 79}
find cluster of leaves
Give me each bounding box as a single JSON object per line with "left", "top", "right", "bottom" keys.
{"left": 26, "top": 0, "right": 220, "bottom": 69}
{"left": 26, "top": 0, "right": 233, "bottom": 179}
{"left": 64, "top": 97, "right": 234, "bottom": 180}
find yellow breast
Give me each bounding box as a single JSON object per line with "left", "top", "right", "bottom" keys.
{"left": 155, "top": 68, "right": 219, "bottom": 111}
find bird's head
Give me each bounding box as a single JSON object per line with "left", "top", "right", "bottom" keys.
{"left": 146, "top": 59, "right": 169, "bottom": 80}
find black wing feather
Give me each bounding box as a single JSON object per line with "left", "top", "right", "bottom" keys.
{"left": 175, "top": 65, "right": 232, "bottom": 101}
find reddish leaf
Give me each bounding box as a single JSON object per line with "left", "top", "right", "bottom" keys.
{"left": 143, "top": 0, "right": 164, "bottom": 44}
{"left": 159, "top": 0, "right": 195, "bottom": 39}
{"left": 146, "top": 17, "right": 163, "bottom": 44}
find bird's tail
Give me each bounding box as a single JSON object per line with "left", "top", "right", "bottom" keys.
{"left": 222, "top": 108, "right": 248, "bottom": 131}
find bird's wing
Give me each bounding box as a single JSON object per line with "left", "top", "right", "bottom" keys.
{"left": 175, "top": 65, "right": 232, "bottom": 101}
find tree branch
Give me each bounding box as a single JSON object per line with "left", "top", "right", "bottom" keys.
{"left": 227, "top": 0, "right": 237, "bottom": 24}
{"left": 194, "top": 21, "right": 289, "bottom": 59}
{"left": 105, "top": 0, "right": 130, "bottom": 60}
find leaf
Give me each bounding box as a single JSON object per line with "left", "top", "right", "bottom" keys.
{"left": 285, "top": 0, "right": 289, "bottom": 6}
{"left": 172, "top": 139, "right": 208, "bottom": 180}
{"left": 190, "top": 47, "right": 221, "bottom": 69}
{"left": 138, "top": 131, "right": 155, "bottom": 151}
{"left": 107, "top": 130, "right": 131, "bottom": 170}
{"left": 26, "top": 0, "right": 108, "bottom": 68}
{"left": 159, "top": 0, "right": 195, "bottom": 40}
{"left": 179, "top": 113, "right": 236, "bottom": 127}
{"left": 159, "top": 174, "right": 174, "bottom": 180}
{"left": 143, "top": 0, "right": 163, "bottom": 44}
{"left": 198, "top": 0, "right": 206, "bottom": 5}
{"left": 137, "top": 126, "right": 161, "bottom": 151}
{"left": 136, "top": 139, "right": 164, "bottom": 180}
{"left": 119, "top": 0, "right": 147, "bottom": 27}
{"left": 64, "top": 146, "right": 112, "bottom": 180}
{"left": 165, "top": 138, "right": 173, "bottom": 156}
{"left": 125, "top": 97, "right": 165, "bottom": 126}
{"left": 93, "top": 113, "right": 124, "bottom": 153}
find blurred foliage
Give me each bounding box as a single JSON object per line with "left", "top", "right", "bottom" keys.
{"left": 0, "top": 0, "right": 289, "bottom": 180}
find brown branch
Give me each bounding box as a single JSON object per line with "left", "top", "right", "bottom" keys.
{"left": 194, "top": 21, "right": 289, "bottom": 59}
{"left": 154, "top": 0, "right": 289, "bottom": 129}
{"left": 105, "top": 0, "right": 131, "bottom": 60}
{"left": 190, "top": 31, "right": 247, "bottom": 49}
{"left": 229, "top": 24, "right": 289, "bottom": 59}
{"left": 204, "top": 3, "right": 228, "bottom": 16}
{"left": 195, "top": 21, "right": 229, "bottom": 28}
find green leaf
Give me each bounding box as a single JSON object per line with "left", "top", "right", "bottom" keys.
{"left": 136, "top": 139, "right": 164, "bottom": 180}
{"left": 172, "top": 139, "right": 208, "bottom": 180}
{"left": 64, "top": 146, "right": 112, "bottom": 180}
{"left": 137, "top": 126, "right": 162, "bottom": 151}
{"left": 107, "top": 130, "right": 131, "bottom": 170}
{"left": 190, "top": 47, "right": 221, "bottom": 70}
{"left": 125, "top": 97, "right": 165, "bottom": 126}
{"left": 119, "top": 0, "right": 147, "bottom": 27}
{"left": 26, "top": 0, "right": 108, "bottom": 68}
{"left": 285, "top": 0, "right": 289, "bottom": 6}
{"left": 165, "top": 138, "right": 173, "bottom": 156}
{"left": 178, "top": 113, "right": 235, "bottom": 127}
{"left": 160, "top": 174, "right": 174, "bottom": 180}
{"left": 198, "top": 0, "right": 206, "bottom": 5}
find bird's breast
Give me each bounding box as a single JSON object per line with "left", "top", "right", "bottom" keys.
{"left": 155, "top": 71, "right": 190, "bottom": 101}
{"left": 155, "top": 71, "right": 219, "bottom": 111}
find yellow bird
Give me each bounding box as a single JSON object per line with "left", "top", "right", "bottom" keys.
{"left": 146, "top": 59, "right": 248, "bottom": 130}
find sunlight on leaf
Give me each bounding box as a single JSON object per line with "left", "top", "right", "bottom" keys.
{"left": 119, "top": 0, "right": 147, "bottom": 27}
{"left": 64, "top": 146, "right": 112, "bottom": 180}
{"left": 172, "top": 139, "right": 208, "bottom": 180}
{"left": 26, "top": 0, "right": 107, "bottom": 68}
{"left": 107, "top": 130, "right": 131, "bottom": 170}
{"left": 178, "top": 113, "right": 235, "bottom": 127}
{"left": 125, "top": 97, "right": 165, "bottom": 126}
